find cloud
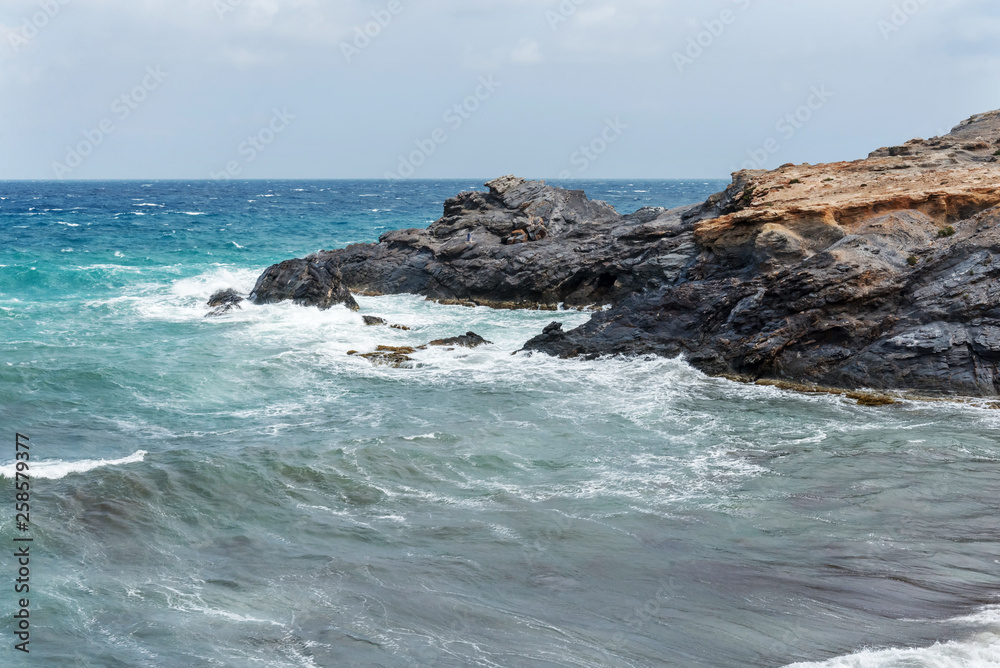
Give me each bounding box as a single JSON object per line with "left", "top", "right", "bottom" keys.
{"left": 510, "top": 38, "right": 541, "bottom": 64}
{"left": 0, "top": 0, "right": 998, "bottom": 179}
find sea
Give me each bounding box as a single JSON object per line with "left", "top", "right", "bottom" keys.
{"left": 1, "top": 179, "right": 999, "bottom": 667}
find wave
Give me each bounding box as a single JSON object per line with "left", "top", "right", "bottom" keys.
{"left": 0, "top": 450, "right": 147, "bottom": 480}
{"left": 402, "top": 433, "right": 438, "bottom": 441}
{"left": 784, "top": 634, "right": 1000, "bottom": 667}
{"left": 785, "top": 607, "right": 1000, "bottom": 667}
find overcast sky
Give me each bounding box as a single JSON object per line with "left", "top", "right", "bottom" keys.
{"left": 1, "top": 0, "right": 998, "bottom": 180}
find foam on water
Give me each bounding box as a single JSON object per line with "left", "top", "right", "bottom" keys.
{"left": 5, "top": 180, "right": 999, "bottom": 667}
{"left": 785, "top": 632, "right": 1000, "bottom": 667}
{"left": 0, "top": 450, "right": 146, "bottom": 480}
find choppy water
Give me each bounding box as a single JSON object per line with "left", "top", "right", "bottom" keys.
{"left": 1, "top": 180, "right": 999, "bottom": 667}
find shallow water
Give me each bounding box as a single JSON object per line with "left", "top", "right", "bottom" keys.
{"left": 1, "top": 180, "right": 998, "bottom": 667}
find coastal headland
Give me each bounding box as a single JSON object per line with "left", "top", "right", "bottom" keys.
{"left": 245, "top": 109, "right": 1000, "bottom": 396}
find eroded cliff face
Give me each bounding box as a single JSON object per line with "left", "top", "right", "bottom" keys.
{"left": 524, "top": 110, "right": 1000, "bottom": 395}
{"left": 253, "top": 109, "right": 1000, "bottom": 395}
{"left": 694, "top": 111, "right": 1000, "bottom": 274}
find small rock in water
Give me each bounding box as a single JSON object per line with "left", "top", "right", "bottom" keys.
{"left": 352, "top": 345, "right": 421, "bottom": 368}
{"left": 205, "top": 288, "right": 244, "bottom": 317}
{"left": 361, "top": 315, "right": 411, "bottom": 330}
{"left": 351, "top": 332, "right": 490, "bottom": 367}
{"left": 428, "top": 332, "right": 492, "bottom": 348}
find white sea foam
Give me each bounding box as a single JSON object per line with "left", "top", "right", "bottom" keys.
{"left": 403, "top": 433, "right": 438, "bottom": 441}
{"left": 0, "top": 450, "right": 146, "bottom": 480}
{"left": 783, "top": 634, "right": 1000, "bottom": 667}
{"left": 953, "top": 606, "right": 1000, "bottom": 627}
{"left": 785, "top": 606, "right": 1000, "bottom": 667}
{"left": 57, "top": 221, "right": 80, "bottom": 226}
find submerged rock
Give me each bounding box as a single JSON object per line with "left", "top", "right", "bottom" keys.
{"left": 349, "top": 346, "right": 419, "bottom": 368}
{"left": 361, "top": 315, "right": 411, "bottom": 330}
{"left": 205, "top": 288, "right": 244, "bottom": 317}
{"left": 350, "top": 331, "right": 492, "bottom": 367}
{"left": 249, "top": 257, "right": 359, "bottom": 311}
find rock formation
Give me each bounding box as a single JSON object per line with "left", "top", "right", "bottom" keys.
{"left": 255, "top": 109, "right": 1000, "bottom": 396}
{"left": 249, "top": 256, "right": 359, "bottom": 311}
{"left": 205, "top": 288, "right": 244, "bottom": 317}
{"left": 312, "top": 173, "right": 714, "bottom": 310}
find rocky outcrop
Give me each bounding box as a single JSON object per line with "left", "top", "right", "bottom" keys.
{"left": 521, "top": 110, "right": 1000, "bottom": 396}
{"left": 249, "top": 256, "right": 359, "bottom": 311}
{"left": 256, "top": 109, "right": 1000, "bottom": 396}
{"left": 290, "top": 174, "right": 725, "bottom": 310}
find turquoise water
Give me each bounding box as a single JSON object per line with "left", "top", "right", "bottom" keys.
{"left": 1, "top": 180, "right": 999, "bottom": 667}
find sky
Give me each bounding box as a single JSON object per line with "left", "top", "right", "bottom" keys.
{"left": 0, "top": 0, "right": 998, "bottom": 180}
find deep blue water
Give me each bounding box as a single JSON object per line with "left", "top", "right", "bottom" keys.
{"left": 1, "top": 180, "right": 999, "bottom": 667}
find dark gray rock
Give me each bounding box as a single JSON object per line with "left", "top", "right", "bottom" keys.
{"left": 428, "top": 332, "right": 492, "bottom": 348}
{"left": 362, "top": 315, "right": 387, "bottom": 326}
{"left": 522, "top": 205, "right": 1000, "bottom": 395}
{"left": 256, "top": 176, "right": 718, "bottom": 310}
{"left": 205, "top": 288, "right": 244, "bottom": 317}
{"left": 249, "top": 257, "right": 359, "bottom": 311}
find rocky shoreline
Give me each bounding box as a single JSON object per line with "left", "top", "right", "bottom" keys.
{"left": 239, "top": 109, "right": 1000, "bottom": 397}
